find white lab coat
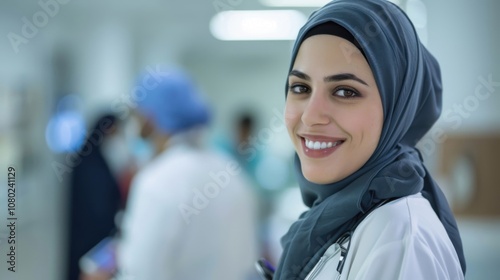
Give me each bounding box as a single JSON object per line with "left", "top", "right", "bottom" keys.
{"left": 305, "top": 193, "right": 464, "bottom": 280}
{"left": 116, "top": 141, "right": 258, "bottom": 280}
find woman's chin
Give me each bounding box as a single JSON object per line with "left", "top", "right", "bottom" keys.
{"left": 303, "top": 170, "right": 340, "bottom": 185}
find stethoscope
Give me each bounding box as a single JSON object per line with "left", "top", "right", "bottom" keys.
{"left": 255, "top": 233, "right": 350, "bottom": 280}
{"left": 255, "top": 198, "right": 394, "bottom": 279}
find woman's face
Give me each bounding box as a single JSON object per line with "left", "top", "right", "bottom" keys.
{"left": 285, "top": 35, "right": 384, "bottom": 184}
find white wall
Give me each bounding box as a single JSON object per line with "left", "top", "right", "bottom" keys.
{"left": 425, "top": 0, "right": 500, "bottom": 134}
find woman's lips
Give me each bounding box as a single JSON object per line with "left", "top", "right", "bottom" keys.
{"left": 300, "top": 136, "right": 345, "bottom": 158}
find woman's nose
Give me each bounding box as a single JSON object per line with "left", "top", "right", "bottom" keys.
{"left": 301, "top": 90, "right": 331, "bottom": 127}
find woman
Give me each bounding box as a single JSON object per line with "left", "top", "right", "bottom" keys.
{"left": 271, "top": 0, "right": 466, "bottom": 279}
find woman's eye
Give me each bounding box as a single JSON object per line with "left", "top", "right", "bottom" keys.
{"left": 289, "top": 84, "right": 309, "bottom": 94}
{"left": 334, "top": 88, "right": 359, "bottom": 98}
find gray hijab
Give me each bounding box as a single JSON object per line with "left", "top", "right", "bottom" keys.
{"left": 276, "top": 0, "right": 466, "bottom": 278}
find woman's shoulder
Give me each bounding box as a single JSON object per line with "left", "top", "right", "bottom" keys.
{"left": 355, "top": 193, "right": 450, "bottom": 243}
{"left": 342, "top": 194, "right": 463, "bottom": 279}
{"left": 348, "top": 194, "right": 450, "bottom": 259}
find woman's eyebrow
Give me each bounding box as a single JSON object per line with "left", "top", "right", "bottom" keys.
{"left": 324, "top": 73, "right": 368, "bottom": 86}
{"left": 289, "top": 70, "right": 368, "bottom": 86}
{"left": 289, "top": 70, "right": 310, "bottom": 80}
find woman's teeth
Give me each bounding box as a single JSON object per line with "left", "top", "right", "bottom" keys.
{"left": 305, "top": 139, "right": 343, "bottom": 150}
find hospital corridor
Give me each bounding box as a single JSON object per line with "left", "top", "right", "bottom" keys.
{"left": 1, "top": 0, "right": 500, "bottom": 279}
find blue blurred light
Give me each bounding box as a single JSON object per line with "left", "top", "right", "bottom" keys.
{"left": 46, "top": 110, "right": 86, "bottom": 153}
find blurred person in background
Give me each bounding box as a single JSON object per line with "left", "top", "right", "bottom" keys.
{"left": 215, "top": 111, "right": 276, "bottom": 263}
{"left": 110, "top": 67, "right": 258, "bottom": 279}
{"left": 67, "top": 114, "right": 124, "bottom": 280}
{"left": 233, "top": 112, "right": 261, "bottom": 178}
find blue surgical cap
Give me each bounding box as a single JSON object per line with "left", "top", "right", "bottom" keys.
{"left": 133, "top": 67, "right": 211, "bottom": 135}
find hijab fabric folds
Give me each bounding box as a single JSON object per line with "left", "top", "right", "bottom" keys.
{"left": 276, "top": 0, "right": 466, "bottom": 278}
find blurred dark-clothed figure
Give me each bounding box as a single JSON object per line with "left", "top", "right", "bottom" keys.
{"left": 66, "top": 114, "right": 123, "bottom": 280}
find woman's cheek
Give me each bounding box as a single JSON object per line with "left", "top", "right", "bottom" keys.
{"left": 284, "top": 107, "right": 301, "bottom": 130}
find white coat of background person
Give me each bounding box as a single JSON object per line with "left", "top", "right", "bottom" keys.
{"left": 116, "top": 67, "right": 259, "bottom": 280}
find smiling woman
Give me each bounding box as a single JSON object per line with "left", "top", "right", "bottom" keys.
{"left": 285, "top": 34, "right": 383, "bottom": 184}
{"left": 258, "top": 0, "right": 467, "bottom": 279}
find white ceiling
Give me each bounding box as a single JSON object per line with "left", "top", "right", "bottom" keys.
{"left": 2, "top": 0, "right": 317, "bottom": 60}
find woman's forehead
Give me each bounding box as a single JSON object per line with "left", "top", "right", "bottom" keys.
{"left": 292, "top": 35, "right": 375, "bottom": 85}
